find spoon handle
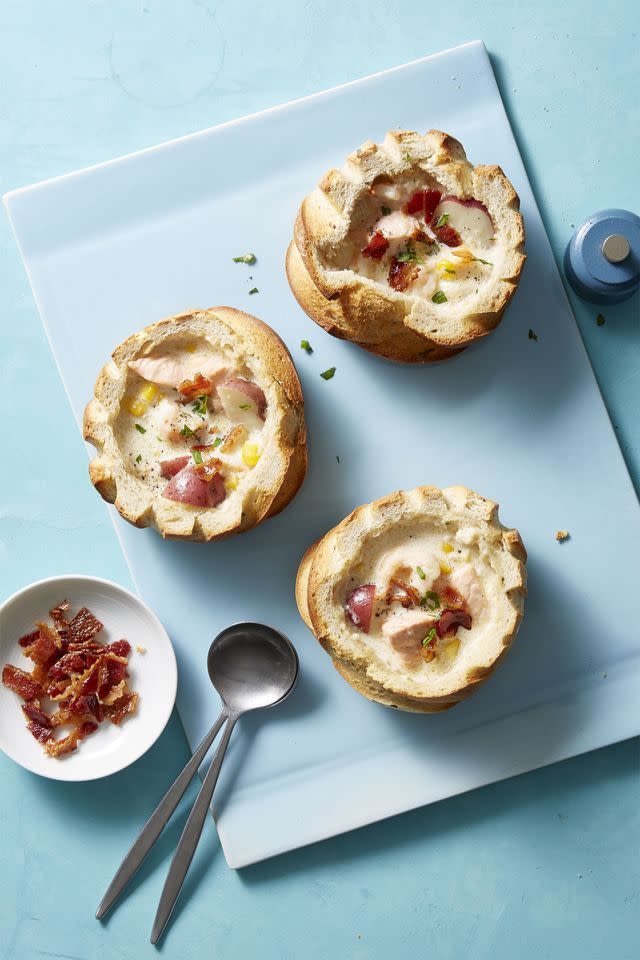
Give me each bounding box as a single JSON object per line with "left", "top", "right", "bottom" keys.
{"left": 96, "top": 708, "right": 229, "bottom": 920}
{"left": 151, "top": 713, "right": 238, "bottom": 944}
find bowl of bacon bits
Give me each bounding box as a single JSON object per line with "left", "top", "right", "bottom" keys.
{"left": 0, "top": 575, "right": 177, "bottom": 781}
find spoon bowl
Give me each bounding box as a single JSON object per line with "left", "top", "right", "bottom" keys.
{"left": 207, "top": 621, "right": 299, "bottom": 714}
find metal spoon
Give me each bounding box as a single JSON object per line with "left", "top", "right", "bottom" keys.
{"left": 95, "top": 622, "right": 298, "bottom": 941}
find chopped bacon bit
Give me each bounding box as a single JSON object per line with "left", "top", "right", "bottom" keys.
{"left": 439, "top": 585, "right": 466, "bottom": 610}
{"left": 68, "top": 607, "right": 103, "bottom": 645}
{"left": 19, "top": 629, "right": 40, "bottom": 648}
{"left": 388, "top": 257, "right": 420, "bottom": 292}
{"left": 106, "top": 639, "right": 131, "bottom": 658}
{"left": 193, "top": 458, "right": 223, "bottom": 482}
{"left": 432, "top": 221, "right": 462, "bottom": 247}
{"left": 22, "top": 702, "right": 52, "bottom": 728}
{"left": 410, "top": 228, "right": 433, "bottom": 245}
{"left": 361, "top": 230, "right": 389, "bottom": 260}
{"left": 424, "top": 189, "right": 442, "bottom": 221}
{"left": 2, "top": 600, "right": 138, "bottom": 759}
{"left": 436, "top": 608, "right": 472, "bottom": 638}
{"left": 28, "top": 721, "right": 54, "bottom": 744}
{"left": 178, "top": 372, "right": 212, "bottom": 401}
{"left": 2, "top": 664, "right": 42, "bottom": 701}
{"left": 385, "top": 578, "right": 422, "bottom": 608}
{"left": 404, "top": 190, "right": 424, "bottom": 215}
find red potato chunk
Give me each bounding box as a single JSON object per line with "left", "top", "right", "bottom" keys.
{"left": 217, "top": 378, "right": 266, "bottom": 427}
{"left": 162, "top": 464, "right": 226, "bottom": 508}
{"left": 345, "top": 585, "right": 376, "bottom": 633}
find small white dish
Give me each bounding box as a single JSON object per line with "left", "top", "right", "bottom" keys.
{"left": 0, "top": 575, "right": 177, "bottom": 781}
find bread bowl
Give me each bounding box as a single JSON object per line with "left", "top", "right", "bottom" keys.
{"left": 287, "top": 129, "right": 525, "bottom": 363}
{"left": 296, "top": 486, "right": 527, "bottom": 712}
{"left": 84, "top": 308, "right": 307, "bottom": 541}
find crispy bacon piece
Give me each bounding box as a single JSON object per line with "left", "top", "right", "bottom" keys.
{"left": 2, "top": 664, "right": 42, "bottom": 701}
{"left": 424, "top": 189, "right": 442, "bottom": 221}
{"left": 436, "top": 583, "right": 466, "bottom": 610}
{"left": 404, "top": 191, "right": 424, "bottom": 215}
{"left": 385, "top": 577, "right": 421, "bottom": 608}
{"left": 178, "top": 372, "right": 213, "bottom": 401}
{"left": 361, "top": 230, "right": 389, "bottom": 260}
{"left": 68, "top": 607, "right": 103, "bottom": 645}
{"left": 388, "top": 257, "right": 420, "bottom": 292}
{"left": 436, "top": 609, "right": 472, "bottom": 638}
{"left": 432, "top": 221, "right": 462, "bottom": 247}
{"left": 2, "top": 600, "right": 138, "bottom": 759}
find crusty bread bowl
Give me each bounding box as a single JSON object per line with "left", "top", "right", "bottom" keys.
{"left": 287, "top": 129, "right": 525, "bottom": 363}
{"left": 296, "top": 485, "right": 527, "bottom": 712}
{"left": 84, "top": 307, "right": 307, "bottom": 541}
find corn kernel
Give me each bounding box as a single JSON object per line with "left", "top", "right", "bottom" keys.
{"left": 242, "top": 442, "right": 260, "bottom": 468}
{"left": 225, "top": 476, "right": 239, "bottom": 491}
{"left": 436, "top": 260, "right": 457, "bottom": 276}
{"left": 439, "top": 561, "right": 452, "bottom": 575}
{"left": 127, "top": 382, "right": 159, "bottom": 416}
{"left": 444, "top": 638, "right": 460, "bottom": 658}
{"left": 184, "top": 343, "right": 197, "bottom": 353}
{"left": 442, "top": 542, "right": 454, "bottom": 554}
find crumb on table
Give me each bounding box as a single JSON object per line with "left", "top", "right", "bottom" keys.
{"left": 555, "top": 530, "right": 570, "bottom": 542}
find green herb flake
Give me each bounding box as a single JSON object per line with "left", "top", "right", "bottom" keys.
{"left": 239, "top": 403, "right": 251, "bottom": 410}
{"left": 191, "top": 395, "right": 208, "bottom": 416}
{"left": 192, "top": 449, "right": 203, "bottom": 465}
{"left": 180, "top": 424, "right": 196, "bottom": 438}
{"left": 320, "top": 367, "right": 336, "bottom": 381}
{"left": 416, "top": 566, "right": 426, "bottom": 580}
{"left": 475, "top": 256, "right": 493, "bottom": 266}
{"left": 432, "top": 290, "right": 447, "bottom": 304}
{"left": 212, "top": 437, "right": 223, "bottom": 448}
{"left": 381, "top": 205, "right": 392, "bottom": 216}
{"left": 421, "top": 591, "right": 441, "bottom": 611}
{"left": 528, "top": 328, "right": 538, "bottom": 341}
{"left": 249, "top": 287, "right": 259, "bottom": 295}
{"left": 135, "top": 454, "right": 142, "bottom": 464}
{"left": 596, "top": 313, "right": 605, "bottom": 326}
{"left": 232, "top": 253, "right": 256, "bottom": 265}
{"left": 421, "top": 627, "right": 438, "bottom": 647}
{"left": 403, "top": 152, "right": 412, "bottom": 162}
{"left": 300, "top": 339, "right": 313, "bottom": 354}
{"left": 134, "top": 423, "right": 146, "bottom": 434}
{"left": 435, "top": 213, "right": 449, "bottom": 228}
{"left": 397, "top": 244, "right": 424, "bottom": 264}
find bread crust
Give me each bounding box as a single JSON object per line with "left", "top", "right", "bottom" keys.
{"left": 287, "top": 130, "right": 525, "bottom": 362}
{"left": 84, "top": 307, "right": 308, "bottom": 541}
{"left": 295, "top": 485, "right": 527, "bottom": 712}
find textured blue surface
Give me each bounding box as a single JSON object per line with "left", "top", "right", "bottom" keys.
{"left": 0, "top": 2, "right": 638, "bottom": 957}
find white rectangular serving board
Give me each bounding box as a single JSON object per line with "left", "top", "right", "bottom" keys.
{"left": 6, "top": 41, "right": 640, "bottom": 868}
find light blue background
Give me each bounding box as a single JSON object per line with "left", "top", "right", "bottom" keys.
{"left": 0, "top": 2, "right": 638, "bottom": 957}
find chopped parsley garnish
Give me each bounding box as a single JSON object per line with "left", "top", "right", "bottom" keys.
{"left": 403, "top": 152, "right": 412, "bottom": 162}
{"left": 444, "top": 267, "right": 456, "bottom": 275}
{"left": 191, "top": 395, "right": 208, "bottom": 416}
{"left": 192, "top": 449, "right": 203, "bottom": 464}
{"left": 475, "top": 256, "right": 493, "bottom": 266}
{"left": 320, "top": 367, "right": 336, "bottom": 380}
{"left": 421, "top": 627, "right": 438, "bottom": 647}
{"left": 596, "top": 313, "right": 605, "bottom": 326}
{"left": 435, "top": 213, "right": 449, "bottom": 228}
{"left": 249, "top": 287, "right": 259, "bottom": 295}
{"left": 239, "top": 403, "right": 251, "bottom": 410}
{"left": 381, "top": 205, "right": 392, "bottom": 216}
{"left": 421, "top": 591, "right": 441, "bottom": 611}
{"left": 180, "top": 424, "right": 196, "bottom": 438}
{"left": 416, "top": 566, "right": 426, "bottom": 580}
{"left": 432, "top": 290, "right": 447, "bottom": 304}
{"left": 135, "top": 454, "right": 142, "bottom": 464}
{"left": 528, "top": 328, "right": 538, "bottom": 341}
{"left": 212, "top": 437, "right": 223, "bottom": 448}
{"left": 397, "top": 245, "right": 424, "bottom": 264}
{"left": 134, "top": 423, "right": 146, "bottom": 434}
{"left": 232, "top": 253, "right": 256, "bottom": 264}
{"left": 300, "top": 339, "right": 313, "bottom": 354}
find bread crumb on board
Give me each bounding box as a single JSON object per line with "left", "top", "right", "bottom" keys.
{"left": 555, "top": 530, "right": 570, "bottom": 542}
